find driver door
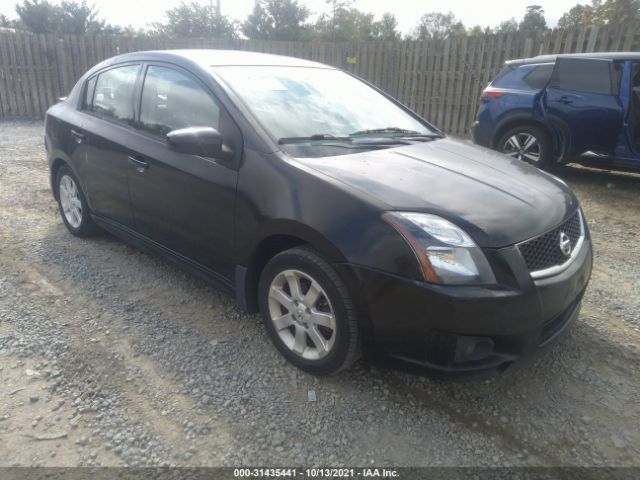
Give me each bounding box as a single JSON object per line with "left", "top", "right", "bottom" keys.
{"left": 543, "top": 57, "right": 623, "bottom": 158}
{"left": 127, "top": 64, "right": 241, "bottom": 281}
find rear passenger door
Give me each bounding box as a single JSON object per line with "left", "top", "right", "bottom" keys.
{"left": 126, "top": 64, "right": 241, "bottom": 281}
{"left": 81, "top": 63, "right": 141, "bottom": 228}
{"left": 543, "top": 57, "right": 623, "bottom": 157}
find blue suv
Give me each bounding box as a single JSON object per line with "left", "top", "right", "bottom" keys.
{"left": 472, "top": 52, "right": 640, "bottom": 171}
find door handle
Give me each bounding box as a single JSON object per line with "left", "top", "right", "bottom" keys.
{"left": 128, "top": 155, "right": 149, "bottom": 172}
{"left": 70, "top": 129, "right": 85, "bottom": 143}
{"left": 558, "top": 96, "right": 573, "bottom": 104}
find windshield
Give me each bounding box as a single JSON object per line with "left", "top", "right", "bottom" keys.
{"left": 212, "top": 66, "right": 436, "bottom": 142}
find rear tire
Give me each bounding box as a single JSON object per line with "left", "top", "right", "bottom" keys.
{"left": 497, "top": 125, "right": 553, "bottom": 168}
{"left": 258, "top": 246, "right": 360, "bottom": 375}
{"left": 55, "top": 165, "right": 99, "bottom": 237}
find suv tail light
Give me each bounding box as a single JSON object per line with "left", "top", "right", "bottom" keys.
{"left": 480, "top": 89, "right": 506, "bottom": 100}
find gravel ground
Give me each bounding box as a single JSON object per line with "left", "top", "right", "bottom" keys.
{"left": 0, "top": 121, "right": 639, "bottom": 467}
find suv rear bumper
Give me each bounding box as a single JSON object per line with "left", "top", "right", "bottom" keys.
{"left": 341, "top": 238, "right": 592, "bottom": 376}
{"left": 471, "top": 120, "right": 491, "bottom": 148}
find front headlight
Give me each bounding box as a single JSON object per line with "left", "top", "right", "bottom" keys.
{"left": 383, "top": 212, "right": 496, "bottom": 285}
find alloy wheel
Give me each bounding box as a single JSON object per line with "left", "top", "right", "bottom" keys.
{"left": 502, "top": 133, "right": 541, "bottom": 163}
{"left": 59, "top": 175, "right": 82, "bottom": 228}
{"left": 267, "top": 269, "right": 337, "bottom": 360}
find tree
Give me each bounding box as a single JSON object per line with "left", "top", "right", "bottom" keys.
{"left": 0, "top": 14, "right": 12, "bottom": 27}
{"left": 15, "top": 0, "right": 61, "bottom": 33}
{"left": 313, "top": 7, "right": 376, "bottom": 41}
{"left": 413, "top": 11, "right": 465, "bottom": 40}
{"left": 372, "top": 12, "right": 400, "bottom": 40}
{"left": 591, "top": 0, "right": 640, "bottom": 25}
{"left": 518, "top": 5, "right": 547, "bottom": 36}
{"left": 242, "top": 0, "right": 310, "bottom": 41}
{"left": 154, "top": 1, "right": 237, "bottom": 38}
{"left": 494, "top": 18, "right": 518, "bottom": 33}
{"left": 59, "top": 0, "right": 103, "bottom": 34}
{"left": 322, "top": 0, "right": 353, "bottom": 41}
{"left": 14, "top": 0, "right": 116, "bottom": 33}
{"left": 558, "top": 3, "right": 593, "bottom": 28}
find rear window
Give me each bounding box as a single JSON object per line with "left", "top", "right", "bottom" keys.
{"left": 88, "top": 64, "right": 140, "bottom": 124}
{"left": 491, "top": 64, "right": 552, "bottom": 91}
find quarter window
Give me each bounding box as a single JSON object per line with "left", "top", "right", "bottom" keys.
{"left": 491, "top": 64, "right": 552, "bottom": 91}
{"left": 139, "top": 66, "right": 220, "bottom": 136}
{"left": 89, "top": 64, "right": 140, "bottom": 123}
{"left": 522, "top": 64, "right": 553, "bottom": 90}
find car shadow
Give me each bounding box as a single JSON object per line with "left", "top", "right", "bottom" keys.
{"left": 554, "top": 163, "right": 640, "bottom": 194}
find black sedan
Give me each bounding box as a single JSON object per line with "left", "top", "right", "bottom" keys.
{"left": 45, "top": 50, "right": 592, "bottom": 376}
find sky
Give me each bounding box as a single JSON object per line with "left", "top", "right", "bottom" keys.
{"left": 0, "top": 0, "right": 581, "bottom": 33}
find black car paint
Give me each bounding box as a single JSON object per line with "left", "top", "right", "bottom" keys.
{"left": 46, "top": 50, "right": 592, "bottom": 375}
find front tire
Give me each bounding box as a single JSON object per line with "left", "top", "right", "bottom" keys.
{"left": 497, "top": 125, "right": 553, "bottom": 168}
{"left": 258, "top": 247, "right": 360, "bottom": 375}
{"left": 55, "top": 165, "right": 98, "bottom": 237}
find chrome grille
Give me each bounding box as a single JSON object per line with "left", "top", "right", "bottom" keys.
{"left": 518, "top": 211, "right": 583, "bottom": 274}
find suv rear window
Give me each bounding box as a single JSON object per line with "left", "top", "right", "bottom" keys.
{"left": 491, "top": 64, "right": 552, "bottom": 91}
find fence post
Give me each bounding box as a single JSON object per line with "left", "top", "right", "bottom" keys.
{"left": 54, "top": 36, "right": 69, "bottom": 97}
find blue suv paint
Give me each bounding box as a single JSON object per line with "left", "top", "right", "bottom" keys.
{"left": 472, "top": 52, "right": 640, "bottom": 171}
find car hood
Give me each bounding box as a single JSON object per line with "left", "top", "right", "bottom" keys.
{"left": 296, "top": 138, "right": 579, "bottom": 248}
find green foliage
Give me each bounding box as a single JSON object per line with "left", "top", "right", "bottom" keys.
{"left": 372, "top": 13, "right": 400, "bottom": 40}
{"left": 59, "top": 0, "right": 102, "bottom": 34}
{"left": 313, "top": 7, "right": 376, "bottom": 41}
{"left": 494, "top": 18, "right": 518, "bottom": 33}
{"left": 242, "top": 0, "right": 310, "bottom": 41}
{"left": 151, "top": 1, "right": 237, "bottom": 38}
{"left": 555, "top": 1, "right": 639, "bottom": 29}
{"left": 15, "top": 0, "right": 61, "bottom": 33}
{"left": 590, "top": 0, "right": 640, "bottom": 25}
{"left": 14, "top": 0, "right": 112, "bottom": 33}
{"left": 413, "top": 12, "right": 466, "bottom": 40}
{"left": 0, "top": 13, "right": 15, "bottom": 28}
{"left": 518, "top": 5, "right": 547, "bottom": 35}
{"left": 10, "top": 0, "right": 640, "bottom": 41}
{"left": 557, "top": 4, "right": 592, "bottom": 28}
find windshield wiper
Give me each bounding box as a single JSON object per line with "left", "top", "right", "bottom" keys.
{"left": 349, "top": 127, "right": 441, "bottom": 138}
{"left": 278, "top": 128, "right": 441, "bottom": 147}
{"left": 278, "top": 134, "right": 352, "bottom": 145}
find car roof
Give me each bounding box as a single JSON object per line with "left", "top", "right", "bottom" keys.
{"left": 106, "top": 49, "right": 333, "bottom": 69}
{"left": 505, "top": 51, "right": 640, "bottom": 67}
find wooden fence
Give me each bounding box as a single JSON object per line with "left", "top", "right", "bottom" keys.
{"left": 0, "top": 22, "right": 638, "bottom": 136}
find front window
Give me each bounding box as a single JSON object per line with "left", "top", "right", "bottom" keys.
{"left": 212, "top": 66, "right": 436, "bottom": 150}
{"left": 139, "top": 66, "right": 220, "bottom": 136}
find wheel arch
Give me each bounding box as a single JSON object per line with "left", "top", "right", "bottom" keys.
{"left": 234, "top": 219, "right": 368, "bottom": 315}
{"left": 50, "top": 157, "right": 69, "bottom": 200}
{"left": 491, "top": 115, "right": 560, "bottom": 156}
{"left": 235, "top": 220, "right": 347, "bottom": 313}
{"left": 235, "top": 229, "right": 374, "bottom": 354}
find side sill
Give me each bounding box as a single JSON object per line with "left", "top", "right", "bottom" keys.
{"left": 91, "top": 214, "right": 235, "bottom": 295}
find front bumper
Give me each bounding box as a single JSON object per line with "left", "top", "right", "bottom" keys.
{"left": 341, "top": 238, "right": 592, "bottom": 376}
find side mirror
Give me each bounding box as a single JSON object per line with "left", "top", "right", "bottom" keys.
{"left": 166, "top": 127, "right": 231, "bottom": 159}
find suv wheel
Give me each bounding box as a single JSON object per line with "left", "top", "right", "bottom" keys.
{"left": 498, "top": 125, "right": 553, "bottom": 168}
{"left": 258, "top": 247, "right": 360, "bottom": 375}
{"left": 55, "top": 165, "right": 99, "bottom": 237}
